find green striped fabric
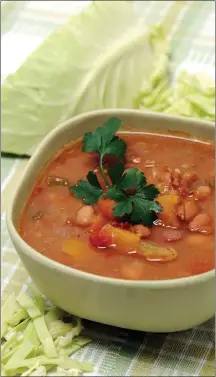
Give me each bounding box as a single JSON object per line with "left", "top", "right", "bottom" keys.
{"left": 1, "top": 1, "right": 215, "bottom": 376}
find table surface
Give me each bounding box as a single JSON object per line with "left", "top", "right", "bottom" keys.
{"left": 1, "top": 1, "right": 215, "bottom": 376}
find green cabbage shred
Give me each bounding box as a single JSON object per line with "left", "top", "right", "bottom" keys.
{"left": 1, "top": 287, "right": 93, "bottom": 376}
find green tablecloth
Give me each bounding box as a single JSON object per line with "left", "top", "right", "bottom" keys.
{"left": 1, "top": 1, "right": 215, "bottom": 376}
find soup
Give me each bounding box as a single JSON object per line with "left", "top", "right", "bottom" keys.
{"left": 19, "top": 119, "right": 215, "bottom": 280}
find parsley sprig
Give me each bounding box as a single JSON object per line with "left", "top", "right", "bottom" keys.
{"left": 83, "top": 117, "right": 126, "bottom": 187}
{"left": 70, "top": 118, "right": 162, "bottom": 226}
{"left": 105, "top": 163, "right": 162, "bottom": 225}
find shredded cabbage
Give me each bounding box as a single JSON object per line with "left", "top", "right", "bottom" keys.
{"left": 17, "top": 293, "right": 42, "bottom": 319}
{"left": 33, "top": 316, "right": 58, "bottom": 358}
{"left": 1, "top": 294, "right": 19, "bottom": 338}
{"left": 55, "top": 366, "right": 82, "bottom": 376}
{"left": 1, "top": 286, "right": 92, "bottom": 376}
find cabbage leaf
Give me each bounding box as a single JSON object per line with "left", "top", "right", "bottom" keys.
{"left": 2, "top": 1, "right": 185, "bottom": 155}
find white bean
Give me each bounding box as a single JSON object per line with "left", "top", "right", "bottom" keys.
{"left": 76, "top": 206, "right": 94, "bottom": 227}
{"left": 194, "top": 186, "right": 211, "bottom": 200}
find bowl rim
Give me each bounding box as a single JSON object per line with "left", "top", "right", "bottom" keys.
{"left": 6, "top": 109, "right": 215, "bottom": 289}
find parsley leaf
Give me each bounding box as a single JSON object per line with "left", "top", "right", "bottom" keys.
{"left": 130, "top": 196, "right": 162, "bottom": 226}
{"left": 108, "top": 162, "right": 125, "bottom": 185}
{"left": 103, "top": 136, "right": 126, "bottom": 159}
{"left": 105, "top": 166, "right": 162, "bottom": 225}
{"left": 87, "top": 171, "right": 101, "bottom": 188}
{"left": 83, "top": 117, "right": 123, "bottom": 155}
{"left": 113, "top": 198, "right": 133, "bottom": 217}
{"left": 83, "top": 118, "right": 126, "bottom": 188}
{"left": 105, "top": 187, "right": 126, "bottom": 202}
{"left": 70, "top": 117, "right": 162, "bottom": 226}
{"left": 135, "top": 184, "right": 160, "bottom": 200}
{"left": 121, "top": 168, "right": 146, "bottom": 190}
{"left": 70, "top": 179, "right": 103, "bottom": 205}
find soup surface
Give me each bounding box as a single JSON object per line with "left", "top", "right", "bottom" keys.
{"left": 19, "top": 131, "right": 215, "bottom": 280}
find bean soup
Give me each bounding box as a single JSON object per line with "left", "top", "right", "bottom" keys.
{"left": 19, "top": 119, "right": 215, "bottom": 280}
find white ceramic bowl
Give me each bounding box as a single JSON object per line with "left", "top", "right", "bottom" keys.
{"left": 7, "top": 109, "right": 215, "bottom": 332}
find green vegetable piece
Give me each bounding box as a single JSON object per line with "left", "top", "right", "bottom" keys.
{"left": 4, "top": 355, "right": 93, "bottom": 372}
{"left": 108, "top": 162, "right": 125, "bottom": 185}
{"left": 14, "top": 318, "right": 31, "bottom": 333}
{"left": 113, "top": 198, "right": 133, "bottom": 217}
{"left": 2, "top": 0, "right": 212, "bottom": 156}
{"left": 24, "top": 322, "right": 40, "bottom": 346}
{"left": 102, "top": 136, "right": 126, "bottom": 159}
{"left": 70, "top": 179, "right": 103, "bottom": 205}
{"left": 55, "top": 366, "right": 82, "bottom": 376}
{"left": 83, "top": 118, "right": 126, "bottom": 188}
{"left": 130, "top": 197, "right": 161, "bottom": 226}
{"left": 1, "top": 294, "right": 18, "bottom": 338}
{"left": 5, "top": 340, "right": 35, "bottom": 369}
{"left": 136, "top": 184, "right": 160, "bottom": 201}
{"left": 58, "top": 338, "right": 91, "bottom": 357}
{"left": 47, "top": 320, "right": 73, "bottom": 340}
{"left": 139, "top": 242, "right": 178, "bottom": 262}
{"left": 17, "top": 293, "right": 42, "bottom": 319}
{"left": 7, "top": 308, "right": 29, "bottom": 327}
{"left": 87, "top": 171, "right": 101, "bottom": 188}
{"left": 105, "top": 187, "right": 126, "bottom": 202}
{"left": 83, "top": 117, "right": 122, "bottom": 154}
{"left": 1, "top": 332, "right": 19, "bottom": 358}
{"left": 45, "top": 307, "right": 64, "bottom": 325}
{"left": 121, "top": 168, "right": 146, "bottom": 190}
{"left": 33, "top": 316, "right": 58, "bottom": 358}
{"left": 21, "top": 363, "right": 46, "bottom": 377}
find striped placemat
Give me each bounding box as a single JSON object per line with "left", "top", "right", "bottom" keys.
{"left": 1, "top": 1, "right": 215, "bottom": 376}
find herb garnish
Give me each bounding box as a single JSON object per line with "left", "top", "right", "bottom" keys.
{"left": 70, "top": 118, "right": 162, "bottom": 226}
{"left": 83, "top": 117, "right": 126, "bottom": 187}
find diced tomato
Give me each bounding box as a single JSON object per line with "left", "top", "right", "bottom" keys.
{"left": 97, "top": 197, "right": 117, "bottom": 220}
{"left": 178, "top": 184, "right": 189, "bottom": 197}
{"left": 89, "top": 228, "right": 114, "bottom": 248}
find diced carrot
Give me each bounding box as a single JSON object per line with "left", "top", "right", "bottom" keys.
{"left": 131, "top": 224, "right": 151, "bottom": 238}
{"left": 90, "top": 214, "right": 107, "bottom": 233}
{"left": 62, "top": 239, "right": 91, "bottom": 260}
{"left": 97, "top": 197, "right": 117, "bottom": 220}
{"left": 157, "top": 193, "right": 180, "bottom": 228}
{"left": 157, "top": 193, "right": 180, "bottom": 208}
{"left": 105, "top": 224, "right": 140, "bottom": 253}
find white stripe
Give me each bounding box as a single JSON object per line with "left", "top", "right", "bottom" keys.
{"left": 1, "top": 159, "right": 20, "bottom": 193}
{"left": 1, "top": 259, "right": 21, "bottom": 293}
{"left": 125, "top": 336, "right": 148, "bottom": 376}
